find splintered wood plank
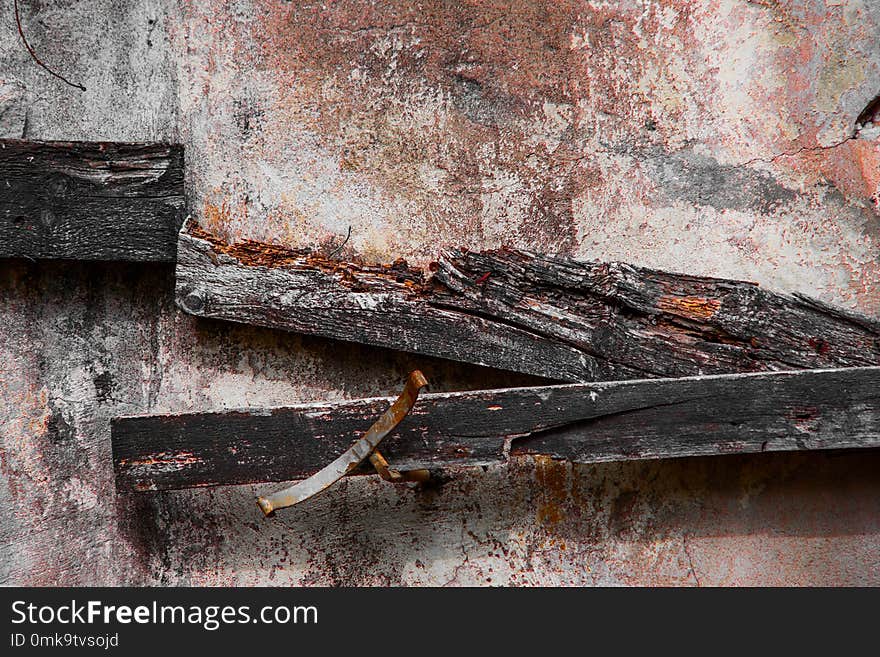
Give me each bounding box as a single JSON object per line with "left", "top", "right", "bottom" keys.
{"left": 176, "top": 223, "right": 880, "bottom": 382}
{"left": 113, "top": 366, "right": 880, "bottom": 491}
{"left": 0, "top": 140, "right": 185, "bottom": 261}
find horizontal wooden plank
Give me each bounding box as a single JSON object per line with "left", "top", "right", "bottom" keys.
{"left": 112, "top": 366, "right": 880, "bottom": 491}
{"left": 175, "top": 226, "right": 594, "bottom": 382}
{"left": 0, "top": 140, "right": 185, "bottom": 261}
{"left": 176, "top": 222, "right": 880, "bottom": 382}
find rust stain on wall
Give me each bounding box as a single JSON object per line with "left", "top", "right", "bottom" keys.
{"left": 534, "top": 456, "right": 569, "bottom": 525}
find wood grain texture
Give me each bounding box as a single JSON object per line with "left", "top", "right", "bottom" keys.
{"left": 176, "top": 226, "right": 595, "bottom": 381}
{"left": 176, "top": 225, "right": 880, "bottom": 382}
{"left": 113, "top": 366, "right": 880, "bottom": 491}
{"left": 0, "top": 140, "right": 185, "bottom": 261}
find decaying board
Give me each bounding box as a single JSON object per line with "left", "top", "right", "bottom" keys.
{"left": 0, "top": 140, "right": 185, "bottom": 261}
{"left": 177, "top": 222, "right": 880, "bottom": 382}
{"left": 113, "top": 367, "right": 880, "bottom": 492}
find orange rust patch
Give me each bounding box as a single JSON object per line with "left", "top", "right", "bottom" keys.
{"left": 780, "top": 139, "right": 880, "bottom": 215}
{"left": 191, "top": 221, "right": 317, "bottom": 268}
{"left": 188, "top": 221, "right": 434, "bottom": 296}
{"left": 815, "top": 140, "right": 880, "bottom": 214}
{"left": 203, "top": 201, "right": 234, "bottom": 236}
{"left": 534, "top": 455, "right": 568, "bottom": 525}
{"left": 657, "top": 295, "right": 722, "bottom": 321}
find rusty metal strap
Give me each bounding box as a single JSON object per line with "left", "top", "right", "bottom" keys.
{"left": 256, "top": 370, "right": 429, "bottom": 515}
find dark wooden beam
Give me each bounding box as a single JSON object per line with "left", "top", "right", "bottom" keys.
{"left": 176, "top": 223, "right": 880, "bottom": 382}
{"left": 0, "top": 140, "right": 185, "bottom": 261}
{"left": 113, "top": 366, "right": 880, "bottom": 491}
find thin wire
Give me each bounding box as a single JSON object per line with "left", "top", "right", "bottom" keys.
{"left": 14, "top": 0, "right": 86, "bottom": 92}
{"left": 326, "top": 225, "right": 352, "bottom": 259}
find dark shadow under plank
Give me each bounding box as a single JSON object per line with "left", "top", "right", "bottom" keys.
{"left": 0, "top": 140, "right": 185, "bottom": 262}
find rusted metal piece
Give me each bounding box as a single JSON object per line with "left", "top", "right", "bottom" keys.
{"left": 369, "top": 450, "right": 431, "bottom": 484}
{"left": 256, "top": 370, "right": 429, "bottom": 515}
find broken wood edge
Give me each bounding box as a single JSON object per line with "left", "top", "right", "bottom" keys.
{"left": 112, "top": 366, "right": 880, "bottom": 493}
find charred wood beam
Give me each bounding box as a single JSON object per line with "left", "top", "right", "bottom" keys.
{"left": 112, "top": 366, "right": 880, "bottom": 492}
{"left": 176, "top": 222, "right": 880, "bottom": 382}
{"left": 0, "top": 140, "right": 185, "bottom": 261}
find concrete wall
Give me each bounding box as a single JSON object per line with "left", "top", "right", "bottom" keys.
{"left": 1, "top": 0, "right": 879, "bottom": 585}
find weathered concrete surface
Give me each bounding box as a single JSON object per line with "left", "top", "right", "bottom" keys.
{"left": 0, "top": 0, "right": 178, "bottom": 141}
{"left": 179, "top": 0, "right": 880, "bottom": 315}
{"left": 2, "top": 0, "right": 880, "bottom": 585}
